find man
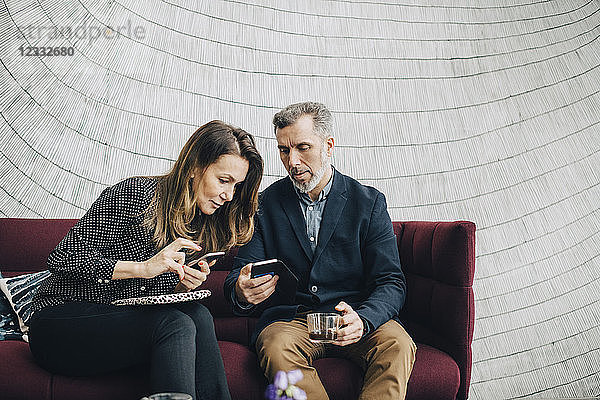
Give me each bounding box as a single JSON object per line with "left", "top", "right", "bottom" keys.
{"left": 224, "top": 102, "right": 416, "bottom": 399}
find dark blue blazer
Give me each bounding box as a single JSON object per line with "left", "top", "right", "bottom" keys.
{"left": 224, "top": 169, "right": 406, "bottom": 345}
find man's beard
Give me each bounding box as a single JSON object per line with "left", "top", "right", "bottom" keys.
{"left": 289, "top": 146, "right": 330, "bottom": 194}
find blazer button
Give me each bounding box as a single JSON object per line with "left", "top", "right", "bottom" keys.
{"left": 140, "top": 286, "right": 146, "bottom": 291}
{"left": 97, "top": 278, "right": 103, "bottom": 284}
{"left": 311, "top": 285, "right": 318, "bottom": 293}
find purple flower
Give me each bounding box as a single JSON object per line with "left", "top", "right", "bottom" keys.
{"left": 274, "top": 370, "right": 288, "bottom": 391}
{"left": 264, "top": 384, "right": 278, "bottom": 400}
{"left": 287, "top": 370, "right": 303, "bottom": 385}
{"left": 291, "top": 387, "right": 307, "bottom": 400}
{"left": 266, "top": 370, "right": 305, "bottom": 400}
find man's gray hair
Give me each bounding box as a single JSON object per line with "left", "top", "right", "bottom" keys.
{"left": 272, "top": 102, "right": 333, "bottom": 139}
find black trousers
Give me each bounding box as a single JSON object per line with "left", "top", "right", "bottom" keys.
{"left": 28, "top": 301, "right": 231, "bottom": 400}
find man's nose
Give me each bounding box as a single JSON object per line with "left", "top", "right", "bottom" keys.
{"left": 289, "top": 149, "right": 301, "bottom": 166}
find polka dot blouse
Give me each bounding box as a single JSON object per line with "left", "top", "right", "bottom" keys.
{"left": 32, "top": 177, "right": 180, "bottom": 313}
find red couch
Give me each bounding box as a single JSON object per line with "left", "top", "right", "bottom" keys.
{"left": 0, "top": 218, "right": 475, "bottom": 400}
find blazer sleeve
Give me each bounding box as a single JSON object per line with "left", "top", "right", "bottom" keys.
{"left": 47, "top": 181, "right": 148, "bottom": 283}
{"left": 356, "top": 192, "right": 406, "bottom": 331}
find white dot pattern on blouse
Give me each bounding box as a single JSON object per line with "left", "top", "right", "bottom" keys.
{"left": 32, "top": 177, "right": 180, "bottom": 313}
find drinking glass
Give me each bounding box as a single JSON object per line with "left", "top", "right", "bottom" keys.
{"left": 307, "top": 312, "right": 340, "bottom": 343}
{"left": 142, "top": 393, "right": 193, "bottom": 400}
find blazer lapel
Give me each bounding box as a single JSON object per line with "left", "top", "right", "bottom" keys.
{"left": 313, "top": 170, "right": 347, "bottom": 264}
{"left": 279, "top": 178, "right": 314, "bottom": 260}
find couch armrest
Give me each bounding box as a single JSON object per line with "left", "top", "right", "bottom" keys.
{"left": 394, "top": 221, "right": 475, "bottom": 400}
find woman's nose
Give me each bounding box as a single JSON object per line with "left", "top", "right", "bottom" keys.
{"left": 221, "top": 186, "right": 234, "bottom": 201}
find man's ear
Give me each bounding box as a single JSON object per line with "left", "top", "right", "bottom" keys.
{"left": 326, "top": 136, "right": 335, "bottom": 156}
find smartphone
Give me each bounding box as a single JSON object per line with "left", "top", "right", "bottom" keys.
{"left": 251, "top": 259, "right": 278, "bottom": 278}
{"left": 186, "top": 251, "right": 226, "bottom": 268}
{"left": 250, "top": 259, "right": 299, "bottom": 303}
{"left": 251, "top": 259, "right": 298, "bottom": 281}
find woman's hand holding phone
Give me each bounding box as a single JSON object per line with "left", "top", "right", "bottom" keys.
{"left": 175, "top": 258, "right": 217, "bottom": 292}
{"left": 186, "top": 251, "right": 226, "bottom": 268}
{"left": 142, "top": 238, "right": 202, "bottom": 280}
{"left": 174, "top": 250, "right": 225, "bottom": 292}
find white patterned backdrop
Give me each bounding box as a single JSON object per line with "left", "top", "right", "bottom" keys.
{"left": 1, "top": 0, "right": 599, "bottom": 398}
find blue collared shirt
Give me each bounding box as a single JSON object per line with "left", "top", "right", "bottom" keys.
{"left": 292, "top": 171, "right": 334, "bottom": 253}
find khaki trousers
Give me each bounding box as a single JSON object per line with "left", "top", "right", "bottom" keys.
{"left": 256, "top": 316, "right": 417, "bottom": 400}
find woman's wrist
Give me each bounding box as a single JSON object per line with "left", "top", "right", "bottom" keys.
{"left": 113, "top": 260, "right": 149, "bottom": 280}
{"left": 174, "top": 282, "right": 190, "bottom": 293}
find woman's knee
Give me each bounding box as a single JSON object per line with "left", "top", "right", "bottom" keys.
{"left": 178, "top": 302, "right": 214, "bottom": 330}
{"left": 153, "top": 310, "right": 197, "bottom": 342}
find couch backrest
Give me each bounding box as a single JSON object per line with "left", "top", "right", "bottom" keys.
{"left": 0, "top": 218, "right": 77, "bottom": 277}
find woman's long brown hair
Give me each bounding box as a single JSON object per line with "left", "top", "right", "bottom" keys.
{"left": 145, "top": 120, "right": 263, "bottom": 251}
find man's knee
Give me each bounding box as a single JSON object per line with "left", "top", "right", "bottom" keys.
{"left": 257, "top": 322, "right": 295, "bottom": 353}
{"left": 256, "top": 321, "right": 309, "bottom": 365}
{"left": 370, "top": 321, "right": 416, "bottom": 363}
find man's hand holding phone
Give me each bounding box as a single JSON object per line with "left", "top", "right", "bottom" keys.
{"left": 235, "top": 263, "right": 279, "bottom": 305}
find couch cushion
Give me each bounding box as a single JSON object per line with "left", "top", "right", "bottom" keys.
{"left": 0, "top": 340, "right": 52, "bottom": 400}
{"left": 215, "top": 317, "right": 256, "bottom": 346}
{"left": 0, "top": 272, "right": 23, "bottom": 341}
{"left": 52, "top": 367, "right": 148, "bottom": 400}
{"left": 219, "top": 341, "right": 267, "bottom": 400}
{"left": 0, "top": 271, "right": 51, "bottom": 339}
{"left": 221, "top": 345, "right": 365, "bottom": 400}
{"left": 315, "top": 357, "right": 363, "bottom": 399}
{"left": 407, "top": 343, "right": 460, "bottom": 400}
{"left": 202, "top": 270, "right": 234, "bottom": 318}
{"left": 50, "top": 341, "right": 268, "bottom": 400}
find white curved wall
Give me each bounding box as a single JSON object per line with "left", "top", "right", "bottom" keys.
{"left": 1, "top": 1, "right": 599, "bottom": 398}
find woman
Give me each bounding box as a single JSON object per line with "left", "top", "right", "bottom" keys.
{"left": 28, "top": 121, "right": 263, "bottom": 400}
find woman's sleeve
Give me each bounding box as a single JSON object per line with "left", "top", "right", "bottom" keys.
{"left": 47, "top": 179, "right": 151, "bottom": 284}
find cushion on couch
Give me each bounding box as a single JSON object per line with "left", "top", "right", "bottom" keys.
{"left": 407, "top": 343, "right": 460, "bottom": 400}
{"left": 0, "top": 273, "right": 23, "bottom": 341}
{"left": 219, "top": 341, "right": 267, "bottom": 400}
{"left": 0, "top": 340, "right": 53, "bottom": 400}
{"left": 0, "top": 271, "right": 51, "bottom": 340}
{"left": 51, "top": 367, "right": 148, "bottom": 400}
{"left": 314, "top": 357, "right": 363, "bottom": 399}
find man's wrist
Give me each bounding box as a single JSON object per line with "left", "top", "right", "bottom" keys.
{"left": 232, "top": 287, "right": 253, "bottom": 310}
{"left": 360, "top": 316, "right": 372, "bottom": 336}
